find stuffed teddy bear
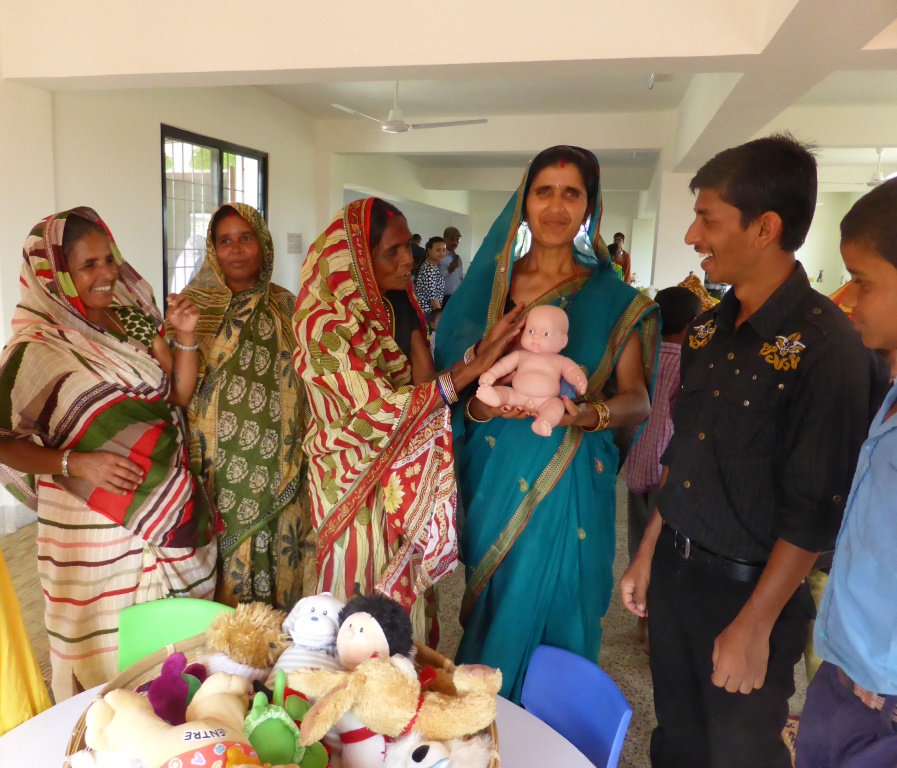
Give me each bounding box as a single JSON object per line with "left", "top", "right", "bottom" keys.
{"left": 84, "top": 672, "right": 273, "bottom": 768}
{"left": 289, "top": 593, "right": 499, "bottom": 758}
{"left": 206, "top": 602, "right": 290, "bottom": 683}
{"left": 476, "top": 305, "right": 587, "bottom": 436}
{"left": 384, "top": 732, "right": 495, "bottom": 768}
{"left": 266, "top": 592, "right": 346, "bottom": 687}
{"left": 293, "top": 658, "right": 500, "bottom": 747}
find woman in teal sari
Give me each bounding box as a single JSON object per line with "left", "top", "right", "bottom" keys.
{"left": 435, "top": 146, "right": 659, "bottom": 702}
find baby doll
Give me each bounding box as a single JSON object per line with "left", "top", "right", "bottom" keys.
{"left": 476, "top": 305, "right": 587, "bottom": 436}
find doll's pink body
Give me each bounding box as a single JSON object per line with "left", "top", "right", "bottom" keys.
{"left": 477, "top": 305, "right": 587, "bottom": 436}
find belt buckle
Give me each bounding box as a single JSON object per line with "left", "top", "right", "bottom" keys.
{"left": 673, "top": 529, "right": 692, "bottom": 560}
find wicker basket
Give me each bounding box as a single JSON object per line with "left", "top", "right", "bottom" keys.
{"left": 66, "top": 637, "right": 500, "bottom": 766}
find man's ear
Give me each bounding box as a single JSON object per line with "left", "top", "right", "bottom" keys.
{"left": 755, "top": 211, "right": 783, "bottom": 248}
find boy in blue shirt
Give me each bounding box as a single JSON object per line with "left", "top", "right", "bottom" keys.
{"left": 796, "top": 177, "right": 897, "bottom": 767}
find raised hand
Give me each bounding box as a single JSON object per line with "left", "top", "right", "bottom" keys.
{"left": 166, "top": 293, "right": 200, "bottom": 336}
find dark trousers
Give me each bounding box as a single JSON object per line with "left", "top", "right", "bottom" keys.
{"left": 648, "top": 525, "right": 812, "bottom": 768}
{"left": 796, "top": 661, "right": 897, "bottom": 768}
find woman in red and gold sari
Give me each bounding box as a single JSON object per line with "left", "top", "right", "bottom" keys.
{"left": 293, "top": 198, "right": 520, "bottom": 643}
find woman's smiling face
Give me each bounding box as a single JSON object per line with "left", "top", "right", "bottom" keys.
{"left": 67, "top": 230, "right": 119, "bottom": 318}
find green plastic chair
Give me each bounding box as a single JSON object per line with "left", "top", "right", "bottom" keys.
{"left": 117, "top": 597, "right": 234, "bottom": 671}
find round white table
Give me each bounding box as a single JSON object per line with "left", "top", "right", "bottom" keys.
{"left": 0, "top": 687, "right": 593, "bottom": 767}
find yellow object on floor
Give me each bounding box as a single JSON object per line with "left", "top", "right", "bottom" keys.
{"left": 0, "top": 549, "right": 51, "bottom": 735}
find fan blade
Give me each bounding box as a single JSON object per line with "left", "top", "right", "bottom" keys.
{"left": 409, "top": 118, "right": 488, "bottom": 130}
{"left": 331, "top": 104, "right": 385, "bottom": 125}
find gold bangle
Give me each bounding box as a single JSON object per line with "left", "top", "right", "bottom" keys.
{"left": 465, "top": 397, "right": 491, "bottom": 423}
{"left": 61, "top": 448, "right": 73, "bottom": 477}
{"left": 582, "top": 401, "right": 611, "bottom": 432}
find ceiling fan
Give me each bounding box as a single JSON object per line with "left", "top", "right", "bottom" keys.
{"left": 819, "top": 147, "right": 897, "bottom": 188}
{"left": 866, "top": 147, "right": 892, "bottom": 187}
{"left": 332, "top": 82, "right": 487, "bottom": 134}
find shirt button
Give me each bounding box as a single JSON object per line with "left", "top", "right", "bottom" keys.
{"left": 684, "top": 480, "right": 691, "bottom": 488}
{"left": 833, "top": 495, "right": 842, "bottom": 503}
{"left": 727, "top": 353, "right": 735, "bottom": 360}
{"left": 743, "top": 400, "right": 750, "bottom": 407}
{"left": 778, "top": 383, "right": 785, "bottom": 390}
{"left": 813, "top": 308, "right": 822, "bottom": 315}
{"left": 735, "top": 369, "right": 740, "bottom": 375}
{"left": 709, "top": 363, "right": 714, "bottom": 369}
{"left": 713, "top": 390, "right": 720, "bottom": 397}
{"left": 752, "top": 374, "right": 758, "bottom": 381}
{"left": 698, "top": 432, "right": 706, "bottom": 440}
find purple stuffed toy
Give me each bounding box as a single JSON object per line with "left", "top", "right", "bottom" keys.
{"left": 144, "top": 651, "right": 208, "bottom": 725}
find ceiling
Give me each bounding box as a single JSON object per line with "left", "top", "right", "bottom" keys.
{"left": 5, "top": 0, "right": 897, "bottom": 196}
{"left": 260, "top": 74, "right": 690, "bottom": 120}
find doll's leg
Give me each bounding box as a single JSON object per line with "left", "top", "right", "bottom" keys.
{"left": 476, "top": 384, "right": 521, "bottom": 408}
{"left": 532, "top": 397, "right": 566, "bottom": 436}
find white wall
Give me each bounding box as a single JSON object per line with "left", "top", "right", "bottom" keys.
{"left": 800, "top": 192, "right": 863, "bottom": 295}
{"left": 0, "top": 78, "right": 56, "bottom": 334}
{"left": 53, "top": 86, "right": 317, "bottom": 301}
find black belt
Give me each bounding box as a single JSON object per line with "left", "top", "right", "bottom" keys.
{"left": 661, "top": 523, "right": 766, "bottom": 583}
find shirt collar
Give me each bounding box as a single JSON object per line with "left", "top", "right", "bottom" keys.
{"left": 714, "top": 261, "right": 812, "bottom": 337}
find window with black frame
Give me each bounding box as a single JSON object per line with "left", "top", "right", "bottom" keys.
{"left": 162, "top": 126, "right": 268, "bottom": 294}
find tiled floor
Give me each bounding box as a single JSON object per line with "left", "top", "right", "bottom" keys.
{"left": 1, "top": 474, "right": 807, "bottom": 767}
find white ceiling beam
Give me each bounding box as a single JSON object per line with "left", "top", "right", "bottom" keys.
{"left": 671, "top": 0, "right": 897, "bottom": 172}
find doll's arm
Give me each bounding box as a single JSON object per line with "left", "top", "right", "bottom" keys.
{"left": 479, "top": 350, "right": 520, "bottom": 387}
{"left": 559, "top": 356, "right": 588, "bottom": 394}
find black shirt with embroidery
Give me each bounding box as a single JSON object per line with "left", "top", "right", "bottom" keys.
{"left": 658, "top": 262, "right": 886, "bottom": 562}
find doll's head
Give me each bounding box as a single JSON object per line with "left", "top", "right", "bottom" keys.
{"left": 521, "top": 305, "right": 569, "bottom": 355}
{"left": 336, "top": 592, "right": 414, "bottom": 669}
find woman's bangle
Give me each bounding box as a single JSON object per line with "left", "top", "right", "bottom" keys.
{"left": 582, "top": 400, "right": 611, "bottom": 432}
{"left": 60, "top": 448, "right": 73, "bottom": 477}
{"left": 463, "top": 344, "right": 478, "bottom": 365}
{"left": 436, "top": 370, "right": 459, "bottom": 406}
{"left": 171, "top": 338, "right": 199, "bottom": 352}
{"left": 465, "top": 397, "right": 491, "bottom": 423}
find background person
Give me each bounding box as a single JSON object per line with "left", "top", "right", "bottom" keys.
{"left": 180, "top": 203, "right": 309, "bottom": 612}
{"left": 625, "top": 285, "right": 701, "bottom": 647}
{"left": 612, "top": 232, "right": 633, "bottom": 284}
{"left": 0, "top": 208, "right": 216, "bottom": 700}
{"left": 439, "top": 225, "right": 464, "bottom": 306}
{"left": 414, "top": 236, "right": 447, "bottom": 329}
{"left": 436, "top": 145, "right": 659, "bottom": 702}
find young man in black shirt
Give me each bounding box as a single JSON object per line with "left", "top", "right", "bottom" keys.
{"left": 621, "top": 133, "right": 885, "bottom": 768}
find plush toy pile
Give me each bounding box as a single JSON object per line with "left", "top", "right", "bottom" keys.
{"left": 68, "top": 593, "right": 499, "bottom": 768}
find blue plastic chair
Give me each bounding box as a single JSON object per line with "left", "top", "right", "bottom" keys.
{"left": 117, "top": 597, "right": 234, "bottom": 671}
{"left": 520, "top": 644, "right": 632, "bottom": 768}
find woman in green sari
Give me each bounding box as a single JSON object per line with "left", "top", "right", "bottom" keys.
{"left": 435, "top": 146, "right": 659, "bottom": 702}
{"left": 181, "top": 203, "right": 308, "bottom": 611}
